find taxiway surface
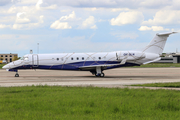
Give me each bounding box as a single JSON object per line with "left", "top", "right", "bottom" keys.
{"left": 0, "top": 68, "right": 180, "bottom": 88}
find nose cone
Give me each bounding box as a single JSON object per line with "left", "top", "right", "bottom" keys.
{"left": 2, "top": 65, "right": 9, "bottom": 69}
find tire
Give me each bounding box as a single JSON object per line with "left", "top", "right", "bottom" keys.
{"left": 100, "top": 73, "right": 104, "bottom": 77}
{"left": 15, "top": 74, "right": 19, "bottom": 77}
{"left": 95, "top": 74, "right": 99, "bottom": 77}
{"left": 95, "top": 74, "right": 100, "bottom": 77}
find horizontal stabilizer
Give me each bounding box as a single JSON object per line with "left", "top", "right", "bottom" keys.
{"left": 156, "top": 32, "right": 177, "bottom": 36}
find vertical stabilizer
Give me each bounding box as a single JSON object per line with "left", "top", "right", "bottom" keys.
{"left": 142, "top": 32, "right": 177, "bottom": 55}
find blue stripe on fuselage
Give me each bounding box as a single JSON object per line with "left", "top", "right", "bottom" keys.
{"left": 12, "top": 61, "right": 140, "bottom": 70}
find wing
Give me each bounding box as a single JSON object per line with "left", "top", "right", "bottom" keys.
{"left": 79, "top": 63, "right": 121, "bottom": 71}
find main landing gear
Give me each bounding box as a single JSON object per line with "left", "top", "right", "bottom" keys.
{"left": 90, "top": 67, "right": 105, "bottom": 77}
{"left": 95, "top": 73, "right": 104, "bottom": 77}
{"left": 15, "top": 72, "right": 19, "bottom": 77}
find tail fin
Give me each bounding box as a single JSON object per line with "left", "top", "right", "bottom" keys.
{"left": 142, "top": 32, "right": 177, "bottom": 55}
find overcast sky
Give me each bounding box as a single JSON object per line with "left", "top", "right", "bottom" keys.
{"left": 0, "top": 0, "right": 180, "bottom": 57}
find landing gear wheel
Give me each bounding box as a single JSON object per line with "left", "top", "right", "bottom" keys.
{"left": 95, "top": 73, "right": 105, "bottom": 77}
{"left": 100, "top": 73, "right": 104, "bottom": 77}
{"left": 95, "top": 74, "right": 100, "bottom": 77}
{"left": 15, "top": 73, "right": 19, "bottom": 77}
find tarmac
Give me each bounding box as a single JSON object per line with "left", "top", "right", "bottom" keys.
{"left": 0, "top": 68, "right": 180, "bottom": 90}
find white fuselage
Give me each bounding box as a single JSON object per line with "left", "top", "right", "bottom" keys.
{"left": 3, "top": 51, "right": 160, "bottom": 71}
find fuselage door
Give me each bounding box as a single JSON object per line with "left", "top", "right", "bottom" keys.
{"left": 32, "top": 54, "right": 39, "bottom": 67}
{"left": 116, "top": 52, "right": 118, "bottom": 60}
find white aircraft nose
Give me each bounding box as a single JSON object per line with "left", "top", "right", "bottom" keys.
{"left": 2, "top": 65, "right": 9, "bottom": 69}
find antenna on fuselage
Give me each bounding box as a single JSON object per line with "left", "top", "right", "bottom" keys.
{"left": 116, "top": 53, "right": 118, "bottom": 60}
{"left": 30, "top": 49, "right": 33, "bottom": 54}
{"left": 37, "top": 43, "right": 39, "bottom": 54}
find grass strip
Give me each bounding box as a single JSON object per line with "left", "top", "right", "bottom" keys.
{"left": 131, "top": 82, "right": 180, "bottom": 88}
{"left": 0, "top": 86, "right": 180, "bottom": 119}
{"left": 0, "top": 64, "right": 5, "bottom": 69}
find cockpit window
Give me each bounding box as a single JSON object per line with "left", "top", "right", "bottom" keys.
{"left": 20, "top": 56, "right": 29, "bottom": 61}
{"left": 20, "top": 57, "right": 24, "bottom": 60}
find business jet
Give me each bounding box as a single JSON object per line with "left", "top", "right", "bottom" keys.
{"left": 3, "top": 32, "right": 177, "bottom": 77}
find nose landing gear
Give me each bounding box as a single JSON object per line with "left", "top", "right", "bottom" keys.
{"left": 15, "top": 72, "right": 19, "bottom": 77}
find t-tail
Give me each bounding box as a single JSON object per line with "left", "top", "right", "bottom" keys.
{"left": 141, "top": 32, "right": 177, "bottom": 55}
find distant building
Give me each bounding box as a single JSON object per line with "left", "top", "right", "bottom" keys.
{"left": 154, "top": 53, "right": 180, "bottom": 63}
{"left": 172, "top": 55, "right": 180, "bottom": 63}
{"left": 0, "top": 53, "right": 18, "bottom": 63}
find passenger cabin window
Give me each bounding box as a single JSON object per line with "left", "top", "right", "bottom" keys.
{"left": 77, "top": 57, "right": 79, "bottom": 60}
{"left": 82, "top": 57, "right": 84, "bottom": 60}
{"left": 99, "top": 57, "right": 101, "bottom": 60}
{"left": 57, "top": 58, "right": 59, "bottom": 61}
{"left": 71, "top": 57, "right": 73, "bottom": 60}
